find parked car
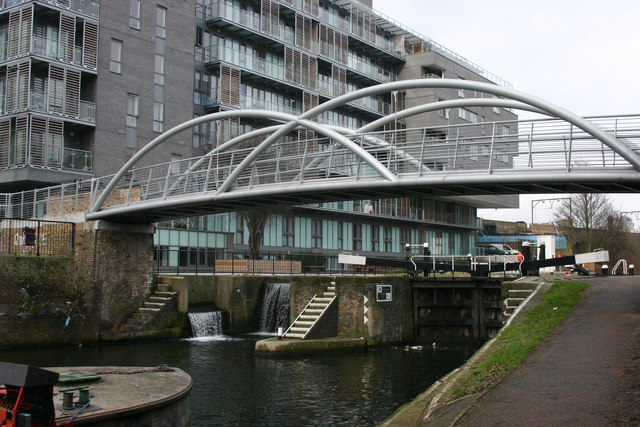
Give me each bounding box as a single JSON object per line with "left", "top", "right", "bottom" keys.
{"left": 476, "top": 244, "right": 518, "bottom": 256}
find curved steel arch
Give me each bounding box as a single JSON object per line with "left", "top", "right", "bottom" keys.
{"left": 90, "top": 109, "right": 393, "bottom": 214}
{"left": 169, "top": 98, "right": 547, "bottom": 194}
{"left": 89, "top": 79, "right": 640, "bottom": 217}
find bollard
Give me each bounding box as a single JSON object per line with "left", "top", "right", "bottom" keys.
{"left": 630, "top": 264, "right": 635, "bottom": 276}
{"left": 602, "top": 264, "right": 609, "bottom": 275}
{"left": 62, "top": 390, "right": 75, "bottom": 409}
{"left": 17, "top": 413, "right": 31, "bottom": 427}
{"left": 78, "top": 387, "right": 90, "bottom": 406}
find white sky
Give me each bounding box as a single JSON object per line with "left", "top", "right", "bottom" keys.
{"left": 373, "top": 0, "right": 640, "bottom": 224}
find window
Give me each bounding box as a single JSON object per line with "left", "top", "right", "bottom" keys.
{"left": 492, "top": 96, "right": 500, "bottom": 114}
{"left": 400, "top": 227, "right": 411, "bottom": 248}
{"left": 130, "top": 0, "right": 141, "bottom": 29}
{"left": 153, "top": 102, "right": 164, "bottom": 132}
{"left": 235, "top": 215, "right": 244, "bottom": 245}
{"left": 353, "top": 223, "right": 362, "bottom": 251}
{"left": 337, "top": 221, "right": 343, "bottom": 250}
{"left": 126, "top": 93, "right": 139, "bottom": 128}
{"left": 110, "top": 39, "right": 122, "bottom": 73}
{"left": 170, "top": 153, "right": 182, "bottom": 175}
{"left": 312, "top": 219, "right": 322, "bottom": 249}
{"left": 371, "top": 225, "right": 379, "bottom": 252}
{"left": 156, "top": 6, "right": 167, "bottom": 38}
{"left": 383, "top": 226, "right": 392, "bottom": 252}
{"left": 434, "top": 232, "right": 443, "bottom": 255}
{"left": 458, "top": 88, "right": 465, "bottom": 98}
{"left": 283, "top": 216, "right": 295, "bottom": 247}
{"left": 458, "top": 108, "right": 478, "bottom": 123}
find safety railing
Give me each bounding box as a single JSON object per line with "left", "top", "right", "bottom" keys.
{"left": 153, "top": 248, "right": 407, "bottom": 276}
{"left": 1, "top": 114, "right": 640, "bottom": 221}
{"left": 0, "top": 217, "right": 74, "bottom": 256}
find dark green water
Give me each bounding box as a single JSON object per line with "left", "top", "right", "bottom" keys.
{"left": 0, "top": 336, "right": 476, "bottom": 426}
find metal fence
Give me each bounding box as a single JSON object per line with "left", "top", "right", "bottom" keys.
{"left": 154, "top": 247, "right": 406, "bottom": 276}
{"left": 0, "top": 218, "right": 74, "bottom": 256}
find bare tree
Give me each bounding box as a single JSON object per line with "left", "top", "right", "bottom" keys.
{"left": 241, "top": 208, "right": 270, "bottom": 260}
{"left": 554, "top": 193, "right": 631, "bottom": 255}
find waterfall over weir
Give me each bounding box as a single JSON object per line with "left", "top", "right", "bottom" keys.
{"left": 188, "top": 311, "right": 223, "bottom": 337}
{"left": 259, "top": 282, "right": 290, "bottom": 333}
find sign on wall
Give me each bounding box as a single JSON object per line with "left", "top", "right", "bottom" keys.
{"left": 376, "top": 285, "right": 392, "bottom": 302}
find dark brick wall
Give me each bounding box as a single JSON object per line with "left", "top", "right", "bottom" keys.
{"left": 0, "top": 315, "right": 99, "bottom": 348}
{"left": 90, "top": 228, "right": 154, "bottom": 330}
{"left": 94, "top": 0, "right": 196, "bottom": 177}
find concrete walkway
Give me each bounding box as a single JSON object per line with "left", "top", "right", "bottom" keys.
{"left": 456, "top": 276, "right": 640, "bottom": 426}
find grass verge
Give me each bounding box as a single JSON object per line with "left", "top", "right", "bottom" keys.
{"left": 451, "top": 280, "right": 588, "bottom": 398}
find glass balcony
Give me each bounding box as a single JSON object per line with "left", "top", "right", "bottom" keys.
{"left": 347, "top": 53, "right": 394, "bottom": 83}
{"left": 62, "top": 146, "right": 92, "bottom": 171}
{"left": 203, "top": 44, "right": 285, "bottom": 82}
{"left": 205, "top": 0, "right": 261, "bottom": 33}
{"left": 2, "top": 1, "right": 100, "bottom": 18}
{"left": 27, "top": 90, "right": 96, "bottom": 123}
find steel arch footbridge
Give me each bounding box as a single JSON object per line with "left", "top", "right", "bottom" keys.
{"left": 7, "top": 79, "right": 640, "bottom": 223}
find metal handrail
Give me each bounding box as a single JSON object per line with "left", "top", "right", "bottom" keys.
{"left": 302, "top": 295, "right": 337, "bottom": 340}
{"left": 410, "top": 254, "right": 473, "bottom": 272}
{"left": 473, "top": 255, "right": 521, "bottom": 273}
{"left": 612, "top": 259, "right": 628, "bottom": 275}
{"left": 283, "top": 293, "right": 316, "bottom": 338}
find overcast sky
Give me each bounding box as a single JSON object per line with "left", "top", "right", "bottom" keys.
{"left": 372, "top": 0, "right": 640, "bottom": 224}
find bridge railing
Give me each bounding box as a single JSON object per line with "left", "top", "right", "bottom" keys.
{"left": 154, "top": 248, "right": 407, "bottom": 276}
{"left": 1, "top": 114, "right": 640, "bottom": 220}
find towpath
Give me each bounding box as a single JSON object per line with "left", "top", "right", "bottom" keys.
{"left": 456, "top": 276, "right": 640, "bottom": 426}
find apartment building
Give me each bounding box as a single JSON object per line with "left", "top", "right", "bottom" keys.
{"left": 0, "top": 0, "right": 518, "bottom": 269}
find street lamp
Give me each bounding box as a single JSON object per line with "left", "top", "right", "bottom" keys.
{"left": 531, "top": 197, "right": 571, "bottom": 225}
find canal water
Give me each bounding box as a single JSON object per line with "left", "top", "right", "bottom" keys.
{"left": 0, "top": 336, "right": 476, "bottom": 426}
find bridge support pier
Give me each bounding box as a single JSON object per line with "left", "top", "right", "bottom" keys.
{"left": 63, "top": 215, "right": 156, "bottom": 333}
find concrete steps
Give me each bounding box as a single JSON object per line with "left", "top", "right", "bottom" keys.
{"left": 284, "top": 282, "right": 337, "bottom": 339}
{"left": 503, "top": 282, "right": 538, "bottom": 318}
{"left": 122, "top": 284, "right": 179, "bottom": 332}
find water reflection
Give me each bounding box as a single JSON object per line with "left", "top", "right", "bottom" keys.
{"left": 0, "top": 337, "right": 476, "bottom": 426}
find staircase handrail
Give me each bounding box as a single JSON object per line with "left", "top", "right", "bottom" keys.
{"left": 283, "top": 293, "right": 317, "bottom": 337}
{"left": 302, "top": 295, "right": 337, "bottom": 340}
{"left": 612, "top": 259, "right": 628, "bottom": 275}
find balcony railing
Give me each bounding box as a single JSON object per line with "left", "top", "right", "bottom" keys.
{"left": 25, "top": 90, "right": 96, "bottom": 123}
{"left": 63, "top": 146, "right": 92, "bottom": 171}
{"left": 1, "top": 0, "right": 99, "bottom": 18}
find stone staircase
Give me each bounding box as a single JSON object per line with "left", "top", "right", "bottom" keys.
{"left": 124, "top": 282, "right": 179, "bottom": 332}
{"left": 503, "top": 281, "right": 538, "bottom": 318}
{"left": 284, "top": 282, "right": 337, "bottom": 340}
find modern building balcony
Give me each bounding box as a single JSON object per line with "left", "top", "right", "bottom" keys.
{"left": 200, "top": 87, "right": 303, "bottom": 117}
{"left": 0, "top": 0, "right": 100, "bottom": 19}
{"left": 347, "top": 53, "right": 394, "bottom": 84}
{"left": 0, "top": 35, "right": 97, "bottom": 72}
{"left": 25, "top": 90, "right": 96, "bottom": 124}
{"left": 30, "top": 35, "right": 97, "bottom": 71}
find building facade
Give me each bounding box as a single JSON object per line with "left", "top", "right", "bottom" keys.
{"left": 0, "top": 0, "right": 518, "bottom": 270}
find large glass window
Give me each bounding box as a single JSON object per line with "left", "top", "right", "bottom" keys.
{"left": 312, "top": 219, "right": 322, "bottom": 249}
{"left": 156, "top": 6, "right": 167, "bottom": 38}
{"left": 110, "top": 39, "right": 122, "bottom": 73}
{"left": 353, "top": 223, "right": 362, "bottom": 251}
{"left": 383, "top": 226, "right": 392, "bottom": 252}
{"left": 283, "top": 216, "right": 295, "bottom": 247}
{"left": 130, "top": 0, "right": 141, "bottom": 29}
{"left": 126, "top": 93, "right": 139, "bottom": 128}
{"left": 371, "top": 225, "right": 379, "bottom": 252}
